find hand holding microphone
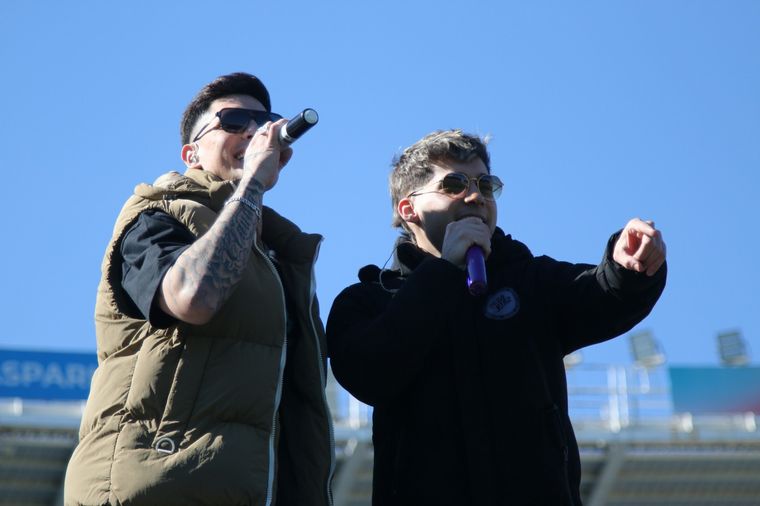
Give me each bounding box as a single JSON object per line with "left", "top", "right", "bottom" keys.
{"left": 246, "top": 108, "right": 319, "bottom": 189}
{"left": 441, "top": 217, "right": 491, "bottom": 295}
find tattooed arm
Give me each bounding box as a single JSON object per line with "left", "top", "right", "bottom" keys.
{"left": 158, "top": 119, "right": 291, "bottom": 325}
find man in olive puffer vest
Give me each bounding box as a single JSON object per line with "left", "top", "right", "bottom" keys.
{"left": 64, "top": 72, "right": 334, "bottom": 506}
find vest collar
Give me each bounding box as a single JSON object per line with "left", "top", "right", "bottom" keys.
{"left": 139, "top": 169, "right": 323, "bottom": 264}
{"left": 182, "top": 168, "right": 237, "bottom": 212}
{"left": 184, "top": 169, "right": 323, "bottom": 264}
{"left": 132, "top": 169, "right": 236, "bottom": 214}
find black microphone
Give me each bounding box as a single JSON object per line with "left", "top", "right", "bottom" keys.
{"left": 279, "top": 108, "right": 319, "bottom": 145}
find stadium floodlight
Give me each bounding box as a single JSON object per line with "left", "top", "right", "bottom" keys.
{"left": 717, "top": 330, "right": 749, "bottom": 366}
{"left": 629, "top": 330, "right": 665, "bottom": 368}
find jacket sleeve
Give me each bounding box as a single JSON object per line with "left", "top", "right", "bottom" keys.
{"left": 326, "top": 258, "right": 465, "bottom": 407}
{"left": 535, "top": 231, "right": 667, "bottom": 354}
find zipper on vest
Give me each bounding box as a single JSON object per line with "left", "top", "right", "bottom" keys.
{"left": 255, "top": 243, "right": 288, "bottom": 506}
{"left": 307, "top": 239, "right": 336, "bottom": 505}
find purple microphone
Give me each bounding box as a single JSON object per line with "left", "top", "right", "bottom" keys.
{"left": 466, "top": 246, "right": 487, "bottom": 296}
{"left": 279, "top": 108, "right": 319, "bottom": 146}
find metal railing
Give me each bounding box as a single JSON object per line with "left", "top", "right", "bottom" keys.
{"left": 0, "top": 363, "right": 757, "bottom": 443}
{"left": 327, "top": 364, "right": 760, "bottom": 444}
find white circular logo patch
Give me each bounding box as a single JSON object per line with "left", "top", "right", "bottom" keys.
{"left": 484, "top": 288, "right": 520, "bottom": 320}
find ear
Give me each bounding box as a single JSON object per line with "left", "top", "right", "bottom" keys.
{"left": 397, "top": 197, "right": 419, "bottom": 224}
{"left": 181, "top": 144, "right": 199, "bottom": 168}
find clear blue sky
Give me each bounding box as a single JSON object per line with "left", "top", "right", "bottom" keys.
{"left": 1, "top": 1, "right": 758, "bottom": 367}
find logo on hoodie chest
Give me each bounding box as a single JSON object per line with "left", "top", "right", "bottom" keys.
{"left": 484, "top": 287, "right": 520, "bottom": 320}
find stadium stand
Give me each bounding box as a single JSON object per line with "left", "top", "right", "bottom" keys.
{"left": 1, "top": 348, "right": 759, "bottom": 505}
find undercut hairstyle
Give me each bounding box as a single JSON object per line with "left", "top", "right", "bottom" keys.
{"left": 389, "top": 129, "right": 491, "bottom": 229}
{"left": 180, "top": 72, "right": 272, "bottom": 145}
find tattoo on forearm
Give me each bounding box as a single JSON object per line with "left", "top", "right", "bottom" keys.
{"left": 170, "top": 179, "right": 266, "bottom": 317}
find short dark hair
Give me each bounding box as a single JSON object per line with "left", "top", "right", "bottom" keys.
{"left": 180, "top": 72, "right": 271, "bottom": 145}
{"left": 389, "top": 129, "right": 491, "bottom": 229}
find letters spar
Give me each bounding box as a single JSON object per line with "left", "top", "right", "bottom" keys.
{"left": 0, "top": 360, "right": 96, "bottom": 390}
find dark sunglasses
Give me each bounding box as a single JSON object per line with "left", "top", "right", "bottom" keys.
{"left": 408, "top": 172, "right": 503, "bottom": 201}
{"left": 192, "top": 108, "right": 284, "bottom": 142}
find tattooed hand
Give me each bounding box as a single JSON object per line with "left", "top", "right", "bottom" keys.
{"left": 243, "top": 119, "right": 293, "bottom": 192}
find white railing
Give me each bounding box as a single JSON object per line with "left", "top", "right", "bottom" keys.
{"left": 0, "top": 398, "right": 85, "bottom": 429}
{"left": 2, "top": 364, "right": 758, "bottom": 444}
{"left": 327, "top": 364, "right": 760, "bottom": 443}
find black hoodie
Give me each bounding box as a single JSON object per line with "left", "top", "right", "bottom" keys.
{"left": 327, "top": 228, "right": 666, "bottom": 505}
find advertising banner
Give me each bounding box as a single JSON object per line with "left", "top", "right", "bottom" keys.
{"left": 0, "top": 349, "right": 97, "bottom": 400}
{"left": 669, "top": 366, "right": 760, "bottom": 414}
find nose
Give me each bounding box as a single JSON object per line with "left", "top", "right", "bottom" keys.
{"left": 463, "top": 179, "right": 485, "bottom": 204}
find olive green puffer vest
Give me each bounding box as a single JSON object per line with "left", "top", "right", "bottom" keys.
{"left": 65, "top": 169, "right": 334, "bottom": 506}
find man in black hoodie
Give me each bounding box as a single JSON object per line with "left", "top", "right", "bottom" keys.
{"left": 327, "top": 129, "right": 667, "bottom": 505}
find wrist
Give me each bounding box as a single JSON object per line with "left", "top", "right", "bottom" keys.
{"left": 238, "top": 176, "right": 265, "bottom": 202}
{"left": 224, "top": 196, "right": 261, "bottom": 220}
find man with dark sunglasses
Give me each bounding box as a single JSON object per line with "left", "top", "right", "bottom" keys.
{"left": 65, "top": 73, "right": 334, "bottom": 506}
{"left": 326, "top": 129, "right": 667, "bottom": 505}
